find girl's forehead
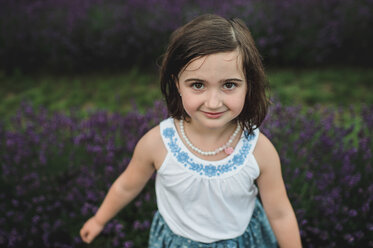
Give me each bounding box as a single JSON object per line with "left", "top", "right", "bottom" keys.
{"left": 179, "top": 50, "right": 243, "bottom": 77}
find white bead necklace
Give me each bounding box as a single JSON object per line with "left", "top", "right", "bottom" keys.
{"left": 179, "top": 119, "right": 241, "bottom": 156}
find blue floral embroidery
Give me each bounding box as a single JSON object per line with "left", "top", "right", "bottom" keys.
{"left": 189, "top": 161, "right": 203, "bottom": 172}
{"left": 232, "top": 154, "right": 245, "bottom": 165}
{"left": 204, "top": 165, "right": 217, "bottom": 177}
{"left": 177, "top": 152, "right": 189, "bottom": 163}
{"left": 162, "top": 127, "right": 255, "bottom": 177}
{"left": 163, "top": 128, "right": 175, "bottom": 138}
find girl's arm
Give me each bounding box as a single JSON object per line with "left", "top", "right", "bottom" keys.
{"left": 80, "top": 127, "right": 159, "bottom": 243}
{"left": 254, "top": 132, "right": 302, "bottom": 248}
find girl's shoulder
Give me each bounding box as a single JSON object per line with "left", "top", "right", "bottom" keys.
{"left": 136, "top": 124, "right": 167, "bottom": 170}
{"left": 137, "top": 125, "right": 162, "bottom": 154}
{"left": 253, "top": 131, "right": 280, "bottom": 173}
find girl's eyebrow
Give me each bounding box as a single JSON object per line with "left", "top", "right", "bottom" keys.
{"left": 184, "top": 78, "right": 244, "bottom": 83}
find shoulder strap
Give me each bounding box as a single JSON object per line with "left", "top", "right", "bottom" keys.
{"left": 159, "top": 118, "right": 175, "bottom": 153}
{"left": 244, "top": 127, "right": 260, "bottom": 154}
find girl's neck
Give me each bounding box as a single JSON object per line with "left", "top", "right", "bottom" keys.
{"left": 177, "top": 118, "right": 239, "bottom": 145}
{"left": 174, "top": 118, "right": 242, "bottom": 161}
{"left": 184, "top": 120, "right": 237, "bottom": 139}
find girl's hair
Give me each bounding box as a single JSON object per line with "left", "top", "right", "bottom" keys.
{"left": 160, "top": 14, "right": 270, "bottom": 135}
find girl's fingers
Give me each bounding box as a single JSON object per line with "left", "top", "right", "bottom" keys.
{"left": 80, "top": 218, "right": 102, "bottom": 244}
{"left": 80, "top": 228, "right": 90, "bottom": 243}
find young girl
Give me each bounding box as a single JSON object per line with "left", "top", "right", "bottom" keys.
{"left": 80, "top": 14, "right": 302, "bottom": 247}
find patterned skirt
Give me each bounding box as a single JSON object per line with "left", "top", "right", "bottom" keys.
{"left": 148, "top": 198, "right": 278, "bottom": 248}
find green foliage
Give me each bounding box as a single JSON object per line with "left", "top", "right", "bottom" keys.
{"left": 0, "top": 68, "right": 161, "bottom": 127}
{"left": 267, "top": 67, "right": 373, "bottom": 106}
{"left": 1, "top": 67, "right": 372, "bottom": 128}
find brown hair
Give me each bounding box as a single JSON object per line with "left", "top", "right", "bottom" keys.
{"left": 160, "top": 14, "right": 270, "bottom": 135}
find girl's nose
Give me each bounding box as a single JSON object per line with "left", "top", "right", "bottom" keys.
{"left": 205, "top": 90, "right": 223, "bottom": 109}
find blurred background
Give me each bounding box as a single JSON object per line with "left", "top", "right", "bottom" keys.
{"left": 1, "top": 0, "right": 372, "bottom": 118}
{"left": 0, "top": 0, "right": 372, "bottom": 247}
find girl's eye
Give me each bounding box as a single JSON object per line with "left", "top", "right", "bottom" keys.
{"left": 191, "top": 83, "right": 204, "bottom": 90}
{"left": 223, "top": 82, "right": 237, "bottom": 89}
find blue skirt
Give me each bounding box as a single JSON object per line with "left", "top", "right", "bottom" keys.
{"left": 148, "top": 198, "right": 278, "bottom": 248}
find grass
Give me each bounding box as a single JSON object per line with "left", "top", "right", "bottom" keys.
{"left": 0, "top": 68, "right": 160, "bottom": 123}
{"left": 0, "top": 67, "right": 372, "bottom": 125}
{"left": 267, "top": 67, "right": 373, "bottom": 107}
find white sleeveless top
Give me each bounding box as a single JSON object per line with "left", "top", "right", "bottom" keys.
{"left": 156, "top": 118, "right": 260, "bottom": 243}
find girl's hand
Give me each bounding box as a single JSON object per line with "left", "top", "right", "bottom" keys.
{"left": 80, "top": 216, "right": 104, "bottom": 244}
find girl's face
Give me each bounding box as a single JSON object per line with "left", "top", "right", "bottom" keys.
{"left": 177, "top": 50, "right": 247, "bottom": 130}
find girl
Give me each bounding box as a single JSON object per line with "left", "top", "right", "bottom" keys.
{"left": 80, "top": 14, "right": 302, "bottom": 247}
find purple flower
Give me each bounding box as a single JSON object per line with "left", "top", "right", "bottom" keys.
{"left": 305, "top": 171, "right": 313, "bottom": 180}
{"left": 124, "top": 241, "right": 134, "bottom": 248}
{"left": 1, "top": 100, "right": 372, "bottom": 247}
{"left": 135, "top": 200, "right": 143, "bottom": 208}
{"left": 133, "top": 220, "right": 142, "bottom": 230}
{"left": 367, "top": 223, "right": 373, "bottom": 231}
{"left": 344, "top": 234, "right": 355, "bottom": 243}
{"left": 143, "top": 220, "right": 151, "bottom": 229}
{"left": 32, "top": 215, "right": 40, "bottom": 224}
{"left": 348, "top": 209, "right": 357, "bottom": 217}
{"left": 115, "top": 223, "right": 123, "bottom": 233}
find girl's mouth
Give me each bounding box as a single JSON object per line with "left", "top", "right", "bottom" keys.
{"left": 202, "top": 111, "right": 225, "bottom": 119}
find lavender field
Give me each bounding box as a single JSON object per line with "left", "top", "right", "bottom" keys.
{"left": 0, "top": 0, "right": 372, "bottom": 73}
{"left": 0, "top": 0, "right": 372, "bottom": 247}
{"left": 0, "top": 100, "right": 372, "bottom": 247}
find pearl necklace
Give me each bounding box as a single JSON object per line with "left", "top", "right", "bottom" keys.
{"left": 179, "top": 119, "right": 241, "bottom": 156}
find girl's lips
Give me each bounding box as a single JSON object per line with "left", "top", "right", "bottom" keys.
{"left": 202, "top": 111, "right": 225, "bottom": 118}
